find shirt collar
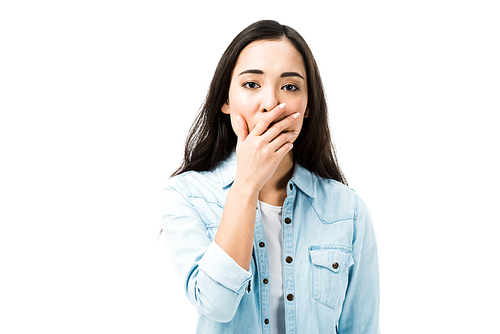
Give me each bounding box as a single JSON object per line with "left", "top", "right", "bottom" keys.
{"left": 216, "top": 150, "right": 238, "bottom": 188}
{"left": 215, "top": 150, "right": 317, "bottom": 199}
{"left": 290, "top": 163, "right": 316, "bottom": 199}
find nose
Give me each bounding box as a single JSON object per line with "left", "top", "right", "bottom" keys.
{"left": 261, "top": 88, "right": 279, "bottom": 113}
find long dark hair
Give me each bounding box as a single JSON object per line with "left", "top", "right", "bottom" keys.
{"left": 172, "top": 20, "right": 347, "bottom": 185}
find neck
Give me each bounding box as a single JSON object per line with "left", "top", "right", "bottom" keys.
{"left": 258, "top": 151, "right": 294, "bottom": 205}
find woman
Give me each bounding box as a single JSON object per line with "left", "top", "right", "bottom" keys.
{"left": 162, "top": 20, "right": 379, "bottom": 333}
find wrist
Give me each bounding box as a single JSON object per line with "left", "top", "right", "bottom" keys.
{"left": 231, "top": 177, "right": 261, "bottom": 197}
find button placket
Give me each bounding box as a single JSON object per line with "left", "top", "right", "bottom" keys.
{"left": 283, "top": 182, "right": 296, "bottom": 332}
{"left": 254, "top": 204, "right": 270, "bottom": 331}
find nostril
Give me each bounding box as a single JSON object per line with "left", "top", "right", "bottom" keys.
{"left": 263, "top": 108, "right": 268, "bottom": 112}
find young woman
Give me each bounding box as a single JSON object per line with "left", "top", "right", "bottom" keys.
{"left": 162, "top": 20, "right": 379, "bottom": 333}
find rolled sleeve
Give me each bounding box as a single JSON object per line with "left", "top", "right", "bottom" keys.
{"left": 198, "top": 240, "right": 252, "bottom": 294}
{"left": 162, "top": 176, "right": 253, "bottom": 322}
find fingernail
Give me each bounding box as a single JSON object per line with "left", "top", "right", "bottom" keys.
{"left": 279, "top": 103, "right": 287, "bottom": 109}
{"left": 292, "top": 112, "right": 300, "bottom": 119}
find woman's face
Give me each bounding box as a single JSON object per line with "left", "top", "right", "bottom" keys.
{"left": 222, "top": 39, "right": 308, "bottom": 139}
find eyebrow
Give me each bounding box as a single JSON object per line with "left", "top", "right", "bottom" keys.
{"left": 238, "top": 69, "right": 305, "bottom": 80}
{"left": 239, "top": 69, "right": 264, "bottom": 76}
{"left": 280, "top": 72, "right": 305, "bottom": 80}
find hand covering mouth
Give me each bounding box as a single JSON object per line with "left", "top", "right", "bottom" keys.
{"left": 268, "top": 117, "right": 284, "bottom": 129}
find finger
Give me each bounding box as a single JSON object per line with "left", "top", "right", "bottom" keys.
{"left": 268, "top": 130, "right": 299, "bottom": 152}
{"left": 251, "top": 103, "right": 286, "bottom": 136}
{"left": 275, "top": 142, "right": 294, "bottom": 159}
{"left": 237, "top": 115, "right": 249, "bottom": 142}
{"left": 261, "top": 112, "right": 301, "bottom": 141}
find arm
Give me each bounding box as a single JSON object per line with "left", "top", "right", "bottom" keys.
{"left": 162, "top": 103, "right": 300, "bottom": 322}
{"left": 214, "top": 180, "right": 259, "bottom": 271}
{"left": 215, "top": 103, "right": 298, "bottom": 271}
{"left": 337, "top": 194, "right": 380, "bottom": 333}
{"left": 162, "top": 181, "right": 253, "bottom": 323}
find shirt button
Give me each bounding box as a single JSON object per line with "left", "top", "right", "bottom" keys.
{"left": 285, "top": 256, "right": 293, "bottom": 263}
{"left": 332, "top": 262, "right": 339, "bottom": 269}
{"left": 263, "top": 278, "right": 268, "bottom": 284}
{"left": 259, "top": 242, "right": 265, "bottom": 248}
{"left": 264, "top": 318, "right": 269, "bottom": 325}
{"left": 287, "top": 294, "right": 294, "bottom": 301}
{"left": 284, "top": 217, "right": 291, "bottom": 224}
{"left": 289, "top": 183, "right": 293, "bottom": 190}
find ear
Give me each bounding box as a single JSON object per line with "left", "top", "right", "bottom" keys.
{"left": 221, "top": 101, "right": 230, "bottom": 114}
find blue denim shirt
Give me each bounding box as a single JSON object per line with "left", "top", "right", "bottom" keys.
{"left": 162, "top": 151, "right": 380, "bottom": 333}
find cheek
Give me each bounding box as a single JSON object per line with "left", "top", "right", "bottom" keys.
{"left": 230, "top": 103, "right": 261, "bottom": 131}
{"left": 228, "top": 114, "right": 238, "bottom": 134}
{"left": 285, "top": 99, "right": 308, "bottom": 119}
{"left": 227, "top": 105, "right": 259, "bottom": 135}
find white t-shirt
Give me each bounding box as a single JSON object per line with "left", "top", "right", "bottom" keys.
{"left": 259, "top": 200, "right": 285, "bottom": 334}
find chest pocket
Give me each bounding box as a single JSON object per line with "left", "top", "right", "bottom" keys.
{"left": 309, "top": 246, "right": 354, "bottom": 310}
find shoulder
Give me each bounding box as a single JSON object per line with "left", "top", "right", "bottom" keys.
{"left": 164, "top": 168, "right": 227, "bottom": 208}
{"left": 308, "top": 172, "right": 366, "bottom": 224}
{"left": 165, "top": 151, "right": 237, "bottom": 200}
{"left": 315, "top": 174, "right": 355, "bottom": 199}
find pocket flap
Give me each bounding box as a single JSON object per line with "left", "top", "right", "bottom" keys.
{"left": 310, "top": 247, "right": 354, "bottom": 273}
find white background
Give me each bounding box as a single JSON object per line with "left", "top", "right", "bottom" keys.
{"left": 1, "top": 1, "right": 499, "bottom": 333}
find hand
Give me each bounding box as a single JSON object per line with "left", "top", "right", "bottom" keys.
{"left": 234, "top": 103, "right": 301, "bottom": 191}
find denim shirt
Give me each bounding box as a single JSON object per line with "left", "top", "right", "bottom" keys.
{"left": 162, "top": 151, "right": 380, "bottom": 333}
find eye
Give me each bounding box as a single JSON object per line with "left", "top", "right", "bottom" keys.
{"left": 283, "top": 84, "right": 299, "bottom": 92}
{"left": 243, "top": 81, "right": 260, "bottom": 89}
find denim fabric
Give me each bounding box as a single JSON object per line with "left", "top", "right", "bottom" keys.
{"left": 162, "top": 151, "right": 380, "bottom": 333}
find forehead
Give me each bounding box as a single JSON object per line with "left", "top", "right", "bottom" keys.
{"left": 233, "top": 39, "right": 306, "bottom": 76}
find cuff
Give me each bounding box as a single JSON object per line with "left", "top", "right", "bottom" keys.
{"left": 198, "top": 241, "right": 253, "bottom": 294}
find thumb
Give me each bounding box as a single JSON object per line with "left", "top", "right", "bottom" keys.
{"left": 237, "top": 116, "right": 248, "bottom": 142}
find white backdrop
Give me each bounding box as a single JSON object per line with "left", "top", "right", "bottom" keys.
{"left": 1, "top": 1, "right": 499, "bottom": 333}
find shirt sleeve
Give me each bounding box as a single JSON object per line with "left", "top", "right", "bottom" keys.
{"left": 161, "top": 177, "right": 252, "bottom": 323}
{"left": 337, "top": 194, "right": 380, "bottom": 333}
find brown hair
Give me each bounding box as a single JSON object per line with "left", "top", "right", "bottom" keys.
{"left": 172, "top": 20, "right": 347, "bottom": 185}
